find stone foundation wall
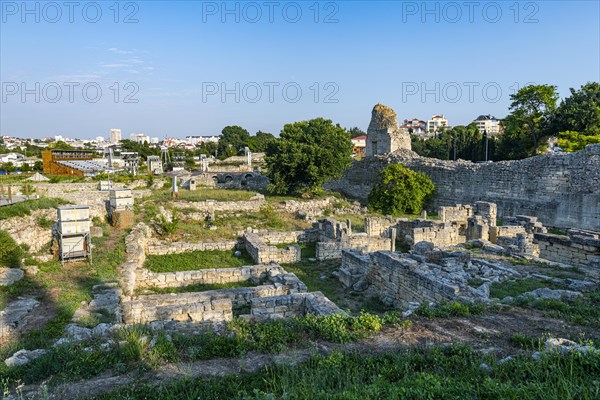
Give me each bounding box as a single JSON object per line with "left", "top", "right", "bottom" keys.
{"left": 489, "top": 226, "right": 527, "bottom": 244}
{"left": 170, "top": 194, "right": 265, "bottom": 214}
{"left": 0, "top": 208, "right": 54, "bottom": 253}
{"left": 147, "top": 239, "right": 239, "bottom": 255}
{"left": 369, "top": 252, "right": 463, "bottom": 308}
{"left": 244, "top": 232, "right": 301, "bottom": 264}
{"left": 327, "top": 145, "right": 600, "bottom": 231}
{"left": 251, "top": 291, "right": 343, "bottom": 321}
{"left": 136, "top": 265, "right": 285, "bottom": 290}
{"left": 535, "top": 230, "right": 600, "bottom": 277}
{"left": 316, "top": 235, "right": 391, "bottom": 260}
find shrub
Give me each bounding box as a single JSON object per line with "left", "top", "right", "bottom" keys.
{"left": 368, "top": 164, "right": 434, "bottom": 216}
{"left": 0, "top": 230, "right": 23, "bottom": 268}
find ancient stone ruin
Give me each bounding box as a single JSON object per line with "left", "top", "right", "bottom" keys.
{"left": 365, "top": 103, "right": 412, "bottom": 156}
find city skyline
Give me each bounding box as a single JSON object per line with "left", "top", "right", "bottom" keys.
{"left": 1, "top": 1, "right": 599, "bottom": 138}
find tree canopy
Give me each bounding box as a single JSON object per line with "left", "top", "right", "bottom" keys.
{"left": 218, "top": 126, "right": 251, "bottom": 159}
{"left": 266, "top": 118, "right": 353, "bottom": 195}
{"left": 368, "top": 164, "right": 434, "bottom": 216}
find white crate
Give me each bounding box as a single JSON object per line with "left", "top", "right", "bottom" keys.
{"left": 109, "top": 189, "right": 132, "bottom": 199}
{"left": 57, "top": 206, "right": 90, "bottom": 222}
{"left": 61, "top": 235, "right": 86, "bottom": 253}
{"left": 59, "top": 220, "right": 91, "bottom": 235}
{"left": 110, "top": 197, "right": 134, "bottom": 209}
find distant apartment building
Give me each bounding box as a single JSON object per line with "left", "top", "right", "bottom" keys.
{"left": 426, "top": 115, "right": 449, "bottom": 133}
{"left": 109, "top": 129, "right": 122, "bottom": 143}
{"left": 186, "top": 135, "right": 220, "bottom": 145}
{"left": 351, "top": 135, "right": 367, "bottom": 157}
{"left": 401, "top": 118, "right": 428, "bottom": 138}
{"left": 130, "top": 133, "right": 150, "bottom": 144}
{"left": 473, "top": 115, "right": 502, "bottom": 136}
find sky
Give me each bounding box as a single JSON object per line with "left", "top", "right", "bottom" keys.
{"left": 1, "top": 0, "right": 599, "bottom": 139}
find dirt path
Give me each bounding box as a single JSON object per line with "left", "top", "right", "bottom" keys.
{"left": 12, "top": 307, "right": 598, "bottom": 400}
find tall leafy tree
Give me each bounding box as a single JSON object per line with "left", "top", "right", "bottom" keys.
{"left": 247, "top": 131, "right": 276, "bottom": 152}
{"left": 551, "top": 82, "right": 600, "bottom": 136}
{"left": 348, "top": 127, "right": 367, "bottom": 138}
{"left": 266, "top": 118, "right": 353, "bottom": 195}
{"left": 218, "top": 126, "right": 251, "bottom": 159}
{"left": 508, "top": 84, "right": 558, "bottom": 152}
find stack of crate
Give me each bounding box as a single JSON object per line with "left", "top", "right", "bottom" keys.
{"left": 109, "top": 189, "right": 135, "bottom": 228}
{"left": 57, "top": 205, "right": 91, "bottom": 263}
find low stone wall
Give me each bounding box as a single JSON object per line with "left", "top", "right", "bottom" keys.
{"left": 250, "top": 291, "right": 343, "bottom": 321}
{"left": 0, "top": 208, "right": 54, "bottom": 253}
{"left": 119, "top": 223, "right": 151, "bottom": 296}
{"left": 316, "top": 234, "right": 391, "bottom": 260}
{"left": 489, "top": 225, "right": 527, "bottom": 244}
{"left": 535, "top": 230, "right": 600, "bottom": 277}
{"left": 253, "top": 229, "right": 316, "bottom": 245}
{"left": 244, "top": 232, "right": 301, "bottom": 264}
{"left": 136, "top": 265, "right": 285, "bottom": 290}
{"left": 147, "top": 239, "right": 238, "bottom": 255}
{"left": 170, "top": 194, "right": 265, "bottom": 214}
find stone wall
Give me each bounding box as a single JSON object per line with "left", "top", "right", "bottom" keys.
{"left": 316, "top": 235, "right": 391, "bottom": 260}
{"left": 170, "top": 194, "right": 265, "bottom": 214}
{"left": 0, "top": 208, "right": 54, "bottom": 253}
{"left": 327, "top": 144, "right": 600, "bottom": 231}
{"left": 146, "top": 239, "right": 238, "bottom": 255}
{"left": 244, "top": 232, "right": 301, "bottom": 264}
{"left": 534, "top": 229, "right": 600, "bottom": 277}
{"left": 136, "top": 265, "right": 285, "bottom": 290}
{"left": 251, "top": 291, "right": 343, "bottom": 321}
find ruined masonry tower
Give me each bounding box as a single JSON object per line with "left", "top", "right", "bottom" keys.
{"left": 366, "top": 103, "right": 412, "bottom": 156}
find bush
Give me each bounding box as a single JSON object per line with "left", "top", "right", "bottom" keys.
{"left": 368, "top": 164, "right": 434, "bottom": 216}
{"left": 0, "top": 230, "right": 23, "bottom": 268}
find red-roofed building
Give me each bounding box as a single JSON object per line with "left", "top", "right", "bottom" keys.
{"left": 351, "top": 135, "right": 367, "bottom": 157}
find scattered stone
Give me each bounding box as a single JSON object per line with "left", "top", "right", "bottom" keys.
{"left": 517, "top": 288, "right": 582, "bottom": 301}
{"left": 92, "top": 323, "right": 112, "bottom": 338}
{"left": 65, "top": 324, "right": 93, "bottom": 342}
{"left": 532, "top": 351, "right": 542, "bottom": 361}
{"left": 498, "top": 356, "right": 513, "bottom": 364}
{"left": 545, "top": 338, "right": 598, "bottom": 355}
{"left": 234, "top": 250, "right": 242, "bottom": 257}
{"left": 319, "top": 274, "right": 328, "bottom": 281}
{"left": 308, "top": 258, "right": 317, "bottom": 262}
{"left": 4, "top": 349, "right": 47, "bottom": 367}
{"left": 0, "top": 268, "right": 24, "bottom": 286}
{"left": 502, "top": 296, "right": 514, "bottom": 303}
{"left": 482, "top": 243, "right": 506, "bottom": 254}
{"left": 0, "top": 297, "right": 39, "bottom": 340}
{"left": 209, "top": 226, "right": 218, "bottom": 231}
{"left": 149, "top": 334, "right": 172, "bottom": 349}
{"left": 23, "top": 264, "right": 39, "bottom": 276}
{"left": 352, "top": 280, "right": 369, "bottom": 292}
{"left": 413, "top": 241, "right": 434, "bottom": 255}
{"left": 479, "top": 363, "right": 492, "bottom": 373}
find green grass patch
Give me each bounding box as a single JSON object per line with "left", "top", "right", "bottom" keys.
{"left": 415, "top": 301, "right": 489, "bottom": 318}
{"left": 91, "top": 344, "right": 600, "bottom": 400}
{"left": 138, "top": 280, "right": 258, "bottom": 295}
{"left": 490, "top": 278, "right": 563, "bottom": 299}
{"left": 149, "top": 188, "right": 256, "bottom": 203}
{"left": 144, "top": 249, "right": 254, "bottom": 273}
{"left": 0, "top": 197, "right": 67, "bottom": 221}
{"left": 515, "top": 289, "right": 600, "bottom": 327}
{"left": 0, "top": 229, "right": 24, "bottom": 268}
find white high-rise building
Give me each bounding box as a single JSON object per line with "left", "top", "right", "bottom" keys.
{"left": 109, "top": 129, "right": 122, "bottom": 143}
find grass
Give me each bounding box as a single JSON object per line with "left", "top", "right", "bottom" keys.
{"left": 143, "top": 249, "right": 254, "bottom": 273}
{"left": 138, "top": 280, "right": 258, "bottom": 295}
{"left": 148, "top": 188, "right": 256, "bottom": 203}
{"left": 489, "top": 278, "right": 564, "bottom": 299}
{"left": 515, "top": 289, "right": 600, "bottom": 327}
{"left": 0, "top": 229, "right": 126, "bottom": 357}
{"left": 172, "top": 209, "right": 310, "bottom": 242}
{"left": 0, "top": 197, "right": 67, "bottom": 220}
{"left": 0, "top": 312, "right": 407, "bottom": 388}
{"left": 415, "top": 301, "right": 490, "bottom": 318}
{"left": 91, "top": 344, "right": 600, "bottom": 400}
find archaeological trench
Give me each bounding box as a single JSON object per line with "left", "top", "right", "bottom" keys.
{"left": 1, "top": 104, "right": 599, "bottom": 373}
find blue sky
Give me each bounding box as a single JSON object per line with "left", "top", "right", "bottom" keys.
{"left": 1, "top": 0, "right": 599, "bottom": 139}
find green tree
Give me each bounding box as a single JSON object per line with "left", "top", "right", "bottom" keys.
{"left": 247, "top": 131, "right": 276, "bottom": 152}
{"left": 368, "top": 164, "right": 434, "bottom": 216}
{"left": 557, "top": 131, "right": 600, "bottom": 152}
{"left": 508, "top": 84, "right": 558, "bottom": 152}
{"left": 218, "top": 126, "right": 251, "bottom": 159}
{"left": 266, "top": 118, "right": 353, "bottom": 195}
{"left": 348, "top": 127, "right": 367, "bottom": 138}
{"left": 550, "top": 82, "right": 600, "bottom": 140}
{"left": 33, "top": 161, "right": 43, "bottom": 171}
